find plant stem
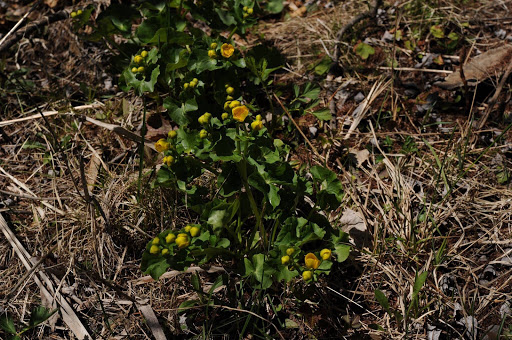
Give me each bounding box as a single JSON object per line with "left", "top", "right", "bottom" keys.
{"left": 137, "top": 95, "right": 147, "bottom": 200}
{"left": 236, "top": 123, "right": 267, "bottom": 249}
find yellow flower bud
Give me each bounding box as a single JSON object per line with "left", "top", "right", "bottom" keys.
{"left": 137, "top": 66, "right": 145, "bottom": 73}
{"left": 320, "top": 249, "right": 332, "bottom": 260}
{"left": 189, "top": 80, "right": 197, "bottom": 88}
{"left": 243, "top": 13, "right": 249, "bottom": 18}
{"left": 152, "top": 237, "right": 160, "bottom": 245}
{"left": 198, "top": 115, "right": 205, "bottom": 124}
{"left": 131, "top": 67, "right": 138, "bottom": 73}
{"left": 168, "top": 130, "right": 177, "bottom": 139}
{"left": 184, "top": 83, "right": 189, "bottom": 89}
{"left": 161, "top": 248, "right": 169, "bottom": 255}
{"left": 70, "top": 12, "right": 77, "bottom": 18}
{"left": 225, "top": 84, "right": 230, "bottom": 88}
{"left": 251, "top": 120, "right": 263, "bottom": 131}
{"left": 165, "top": 233, "right": 176, "bottom": 244}
{"left": 224, "top": 101, "right": 232, "bottom": 111}
{"left": 155, "top": 139, "right": 170, "bottom": 153}
{"left": 229, "top": 100, "right": 241, "bottom": 109}
{"left": 247, "top": 8, "right": 253, "bottom": 14}
{"left": 184, "top": 225, "right": 192, "bottom": 233}
{"left": 243, "top": 6, "right": 248, "bottom": 12}
{"left": 208, "top": 50, "right": 217, "bottom": 58}
{"left": 221, "top": 112, "right": 229, "bottom": 120}
{"left": 226, "top": 95, "right": 234, "bottom": 101}
{"left": 199, "top": 129, "right": 208, "bottom": 139}
{"left": 304, "top": 253, "right": 321, "bottom": 269}
{"left": 286, "top": 248, "right": 295, "bottom": 256}
{"left": 190, "top": 227, "right": 200, "bottom": 237}
{"left": 192, "top": 78, "right": 198, "bottom": 83}
{"left": 163, "top": 155, "right": 174, "bottom": 166}
{"left": 210, "top": 42, "right": 218, "bottom": 49}
{"left": 134, "top": 55, "right": 143, "bottom": 64}
{"left": 255, "top": 114, "right": 262, "bottom": 121}
{"left": 175, "top": 234, "right": 190, "bottom": 249}
{"left": 77, "top": 9, "right": 83, "bottom": 15}
{"left": 281, "top": 255, "right": 290, "bottom": 265}
{"left": 150, "top": 245, "right": 160, "bottom": 254}
{"left": 226, "top": 87, "right": 235, "bottom": 95}
{"left": 302, "top": 270, "right": 313, "bottom": 281}
{"left": 141, "top": 50, "right": 148, "bottom": 58}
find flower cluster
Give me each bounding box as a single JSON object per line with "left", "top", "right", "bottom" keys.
{"left": 131, "top": 50, "right": 148, "bottom": 73}
{"left": 184, "top": 78, "right": 199, "bottom": 90}
{"left": 70, "top": 9, "right": 83, "bottom": 18}
{"left": 149, "top": 225, "right": 202, "bottom": 255}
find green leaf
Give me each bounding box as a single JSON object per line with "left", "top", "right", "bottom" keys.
{"left": 333, "top": 244, "right": 350, "bottom": 262}
{"left": 164, "top": 98, "right": 197, "bottom": 125}
{"left": 27, "top": 306, "right": 57, "bottom": 329}
{"left": 375, "top": 289, "right": 390, "bottom": 312}
{"left": 311, "top": 108, "right": 332, "bottom": 121}
{"left": 285, "top": 319, "right": 299, "bottom": 328}
{"left": 215, "top": 8, "right": 236, "bottom": 26}
{"left": 447, "top": 32, "right": 459, "bottom": 41}
{"left": 430, "top": 25, "right": 444, "bottom": 39}
{"left": 276, "top": 266, "right": 298, "bottom": 282}
{"left": 0, "top": 314, "right": 16, "bottom": 334}
{"left": 354, "top": 42, "right": 375, "bottom": 60}
{"left": 412, "top": 271, "right": 428, "bottom": 299}
{"left": 267, "top": 0, "right": 284, "bottom": 13}
{"left": 189, "top": 49, "right": 222, "bottom": 74}
{"left": 22, "top": 140, "right": 46, "bottom": 150}
{"left": 178, "top": 299, "right": 199, "bottom": 314}
{"left": 191, "top": 273, "right": 201, "bottom": 291}
{"left": 141, "top": 253, "right": 170, "bottom": 280}
{"left": 268, "top": 184, "right": 281, "bottom": 209}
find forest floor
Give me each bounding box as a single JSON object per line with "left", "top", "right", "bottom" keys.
{"left": 1, "top": 0, "right": 512, "bottom": 339}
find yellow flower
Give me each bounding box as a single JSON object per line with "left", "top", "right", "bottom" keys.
{"left": 221, "top": 43, "right": 235, "bottom": 58}
{"left": 304, "top": 253, "right": 321, "bottom": 269}
{"left": 163, "top": 155, "right": 174, "bottom": 166}
{"left": 247, "top": 8, "right": 253, "bottom": 14}
{"left": 232, "top": 105, "right": 249, "bottom": 122}
{"left": 286, "top": 248, "right": 295, "bottom": 256}
{"left": 165, "top": 233, "right": 176, "bottom": 244}
{"left": 320, "top": 249, "right": 332, "bottom": 260}
{"left": 168, "top": 130, "right": 177, "bottom": 139}
{"left": 141, "top": 50, "right": 148, "bottom": 58}
{"left": 281, "top": 255, "right": 290, "bottom": 265}
{"left": 134, "top": 55, "right": 143, "bottom": 64}
{"left": 155, "top": 139, "right": 170, "bottom": 152}
{"left": 302, "top": 270, "right": 313, "bottom": 281}
{"left": 184, "top": 82, "right": 189, "bottom": 89}
{"left": 137, "top": 66, "right": 144, "bottom": 73}
{"left": 161, "top": 248, "right": 169, "bottom": 255}
{"left": 152, "top": 237, "right": 160, "bottom": 245}
{"left": 190, "top": 227, "right": 200, "bottom": 237}
{"left": 77, "top": 9, "right": 83, "bottom": 15}
{"left": 221, "top": 112, "right": 229, "bottom": 120}
{"left": 226, "top": 87, "right": 235, "bottom": 95}
{"left": 131, "top": 67, "right": 138, "bottom": 73}
{"left": 175, "top": 234, "right": 190, "bottom": 249}
{"left": 70, "top": 11, "right": 77, "bottom": 18}
{"left": 210, "top": 42, "right": 218, "bottom": 49}
{"left": 251, "top": 120, "right": 263, "bottom": 131}
{"left": 199, "top": 129, "right": 208, "bottom": 139}
{"left": 184, "top": 225, "right": 192, "bottom": 233}
{"left": 208, "top": 50, "right": 217, "bottom": 58}
{"left": 150, "top": 245, "right": 160, "bottom": 254}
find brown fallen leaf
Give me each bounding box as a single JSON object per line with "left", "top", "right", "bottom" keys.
{"left": 435, "top": 45, "right": 512, "bottom": 90}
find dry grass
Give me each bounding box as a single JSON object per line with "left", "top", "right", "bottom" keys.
{"left": 2, "top": 0, "right": 512, "bottom": 339}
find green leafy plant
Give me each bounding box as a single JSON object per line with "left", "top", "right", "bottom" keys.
{"left": 0, "top": 306, "right": 57, "bottom": 340}
{"left": 83, "top": 0, "right": 349, "bottom": 294}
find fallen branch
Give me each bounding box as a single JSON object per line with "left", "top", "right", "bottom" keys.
{"left": 0, "top": 10, "right": 69, "bottom": 53}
